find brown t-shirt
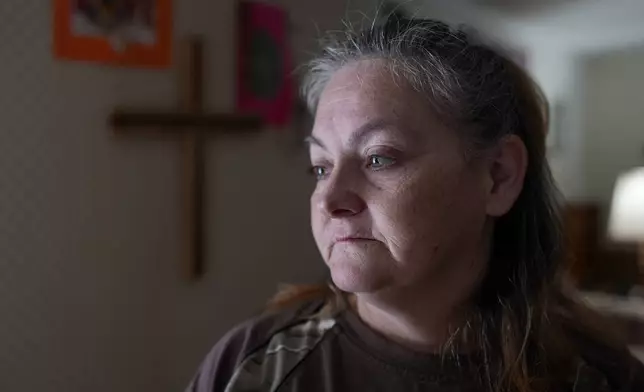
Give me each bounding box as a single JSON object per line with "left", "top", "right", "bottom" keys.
{"left": 186, "top": 299, "right": 644, "bottom": 392}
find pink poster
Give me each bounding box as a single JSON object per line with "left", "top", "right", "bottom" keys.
{"left": 237, "top": 1, "right": 293, "bottom": 127}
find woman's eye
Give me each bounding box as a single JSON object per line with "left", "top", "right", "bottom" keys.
{"left": 310, "top": 166, "right": 328, "bottom": 180}
{"left": 367, "top": 155, "right": 396, "bottom": 169}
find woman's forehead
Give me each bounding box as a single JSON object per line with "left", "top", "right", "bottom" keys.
{"left": 317, "top": 61, "right": 408, "bottom": 112}
{"left": 312, "top": 61, "right": 438, "bottom": 143}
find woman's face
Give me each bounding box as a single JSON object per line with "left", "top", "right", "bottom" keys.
{"left": 309, "top": 60, "right": 492, "bottom": 294}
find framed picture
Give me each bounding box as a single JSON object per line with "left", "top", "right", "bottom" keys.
{"left": 54, "top": 0, "right": 172, "bottom": 68}
{"left": 236, "top": 1, "right": 293, "bottom": 126}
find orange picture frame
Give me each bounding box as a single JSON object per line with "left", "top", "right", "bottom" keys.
{"left": 54, "top": 0, "right": 172, "bottom": 68}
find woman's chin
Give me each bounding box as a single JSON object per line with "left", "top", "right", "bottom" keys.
{"left": 329, "top": 264, "right": 390, "bottom": 293}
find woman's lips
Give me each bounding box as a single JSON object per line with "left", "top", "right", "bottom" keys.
{"left": 335, "top": 236, "right": 376, "bottom": 243}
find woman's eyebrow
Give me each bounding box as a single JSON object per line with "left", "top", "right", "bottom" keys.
{"left": 347, "top": 119, "right": 399, "bottom": 147}
{"left": 305, "top": 119, "right": 403, "bottom": 150}
{"left": 304, "top": 134, "right": 326, "bottom": 151}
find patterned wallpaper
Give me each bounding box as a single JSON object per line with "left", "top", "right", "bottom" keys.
{"left": 0, "top": 1, "right": 373, "bottom": 391}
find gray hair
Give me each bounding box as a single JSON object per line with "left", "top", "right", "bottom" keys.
{"left": 301, "top": 18, "right": 539, "bottom": 154}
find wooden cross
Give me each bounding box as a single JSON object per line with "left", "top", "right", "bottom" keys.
{"left": 110, "top": 36, "right": 262, "bottom": 281}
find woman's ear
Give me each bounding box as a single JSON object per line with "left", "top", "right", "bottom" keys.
{"left": 485, "top": 135, "right": 528, "bottom": 217}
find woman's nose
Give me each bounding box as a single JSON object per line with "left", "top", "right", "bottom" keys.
{"left": 318, "top": 170, "right": 366, "bottom": 218}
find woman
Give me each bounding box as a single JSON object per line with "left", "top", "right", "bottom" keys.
{"left": 187, "top": 18, "right": 644, "bottom": 392}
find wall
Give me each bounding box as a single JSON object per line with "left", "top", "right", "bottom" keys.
{"left": 581, "top": 46, "right": 644, "bottom": 206}
{"left": 0, "top": 1, "right": 373, "bottom": 391}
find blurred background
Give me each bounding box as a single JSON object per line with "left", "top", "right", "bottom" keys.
{"left": 1, "top": 0, "right": 644, "bottom": 391}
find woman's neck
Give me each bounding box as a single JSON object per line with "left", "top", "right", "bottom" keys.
{"left": 352, "top": 253, "right": 487, "bottom": 353}
{"left": 354, "top": 289, "right": 467, "bottom": 353}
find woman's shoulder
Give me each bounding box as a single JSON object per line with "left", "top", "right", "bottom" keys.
{"left": 185, "top": 296, "right": 337, "bottom": 392}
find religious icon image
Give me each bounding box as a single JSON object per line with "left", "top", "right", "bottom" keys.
{"left": 109, "top": 36, "right": 263, "bottom": 280}
{"left": 54, "top": 0, "right": 172, "bottom": 68}
{"left": 72, "top": 0, "right": 157, "bottom": 49}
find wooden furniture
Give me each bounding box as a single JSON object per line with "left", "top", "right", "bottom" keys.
{"left": 564, "top": 203, "right": 639, "bottom": 293}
